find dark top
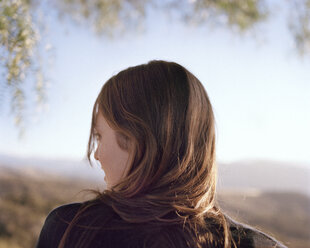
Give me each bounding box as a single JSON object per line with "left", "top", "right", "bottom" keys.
{"left": 36, "top": 202, "right": 287, "bottom": 248}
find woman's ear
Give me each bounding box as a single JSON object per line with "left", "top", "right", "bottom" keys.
{"left": 115, "top": 132, "right": 131, "bottom": 151}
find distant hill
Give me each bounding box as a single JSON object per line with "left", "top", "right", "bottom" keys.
{"left": 1, "top": 154, "right": 309, "bottom": 195}
{"left": 217, "top": 159, "right": 310, "bottom": 196}
{"left": 0, "top": 161, "right": 309, "bottom": 248}
{"left": 0, "top": 165, "right": 101, "bottom": 248}
{"left": 0, "top": 154, "right": 106, "bottom": 181}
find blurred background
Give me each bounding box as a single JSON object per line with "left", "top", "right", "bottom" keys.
{"left": 0, "top": 0, "right": 310, "bottom": 247}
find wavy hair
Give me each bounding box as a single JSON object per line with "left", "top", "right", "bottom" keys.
{"left": 59, "top": 60, "right": 235, "bottom": 248}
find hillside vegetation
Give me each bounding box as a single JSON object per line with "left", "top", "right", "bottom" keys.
{"left": 0, "top": 165, "right": 309, "bottom": 248}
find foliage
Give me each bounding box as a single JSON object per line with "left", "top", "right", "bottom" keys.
{"left": 288, "top": 0, "right": 310, "bottom": 55}
{"left": 0, "top": 0, "right": 309, "bottom": 131}
{"left": 54, "top": 0, "right": 148, "bottom": 36}
{"left": 0, "top": 0, "right": 44, "bottom": 132}
{"left": 174, "top": 0, "right": 268, "bottom": 31}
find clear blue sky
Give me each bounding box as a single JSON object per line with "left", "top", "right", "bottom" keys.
{"left": 0, "top": 5, "right": 309, "bottom": 166}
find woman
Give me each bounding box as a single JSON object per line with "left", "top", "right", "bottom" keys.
{"left": 36, "top": 60, "right": 287, "bottom": 248}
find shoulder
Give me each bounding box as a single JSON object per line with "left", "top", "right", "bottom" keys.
{"left": 41, "top": 199, "right": 114, "bottom": 226}
{"left": 46, "top": 202, "right": 82, "bottom": 222}
{"left": 226, "top": 215, "right": 288, "bottom": 248}
{"left": 42, "top": 202, "right": 85, "bottom": 231}
{"left": 36, "top": 200, "right": 117, "bottom": 248}
{"left": 36, "top": 202, "right": 83, "bottom": 248}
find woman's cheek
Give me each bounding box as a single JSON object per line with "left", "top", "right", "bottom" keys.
{"left": 97, "top": 144, "right": 107, "bottom": 168}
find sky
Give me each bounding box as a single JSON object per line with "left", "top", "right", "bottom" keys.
{"left": 0, "top": 3, "right": 310, "bottom": 167}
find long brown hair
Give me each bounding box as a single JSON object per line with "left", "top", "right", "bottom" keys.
{"left": 59, "top": 60, "right": 235, "bottom": 248}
